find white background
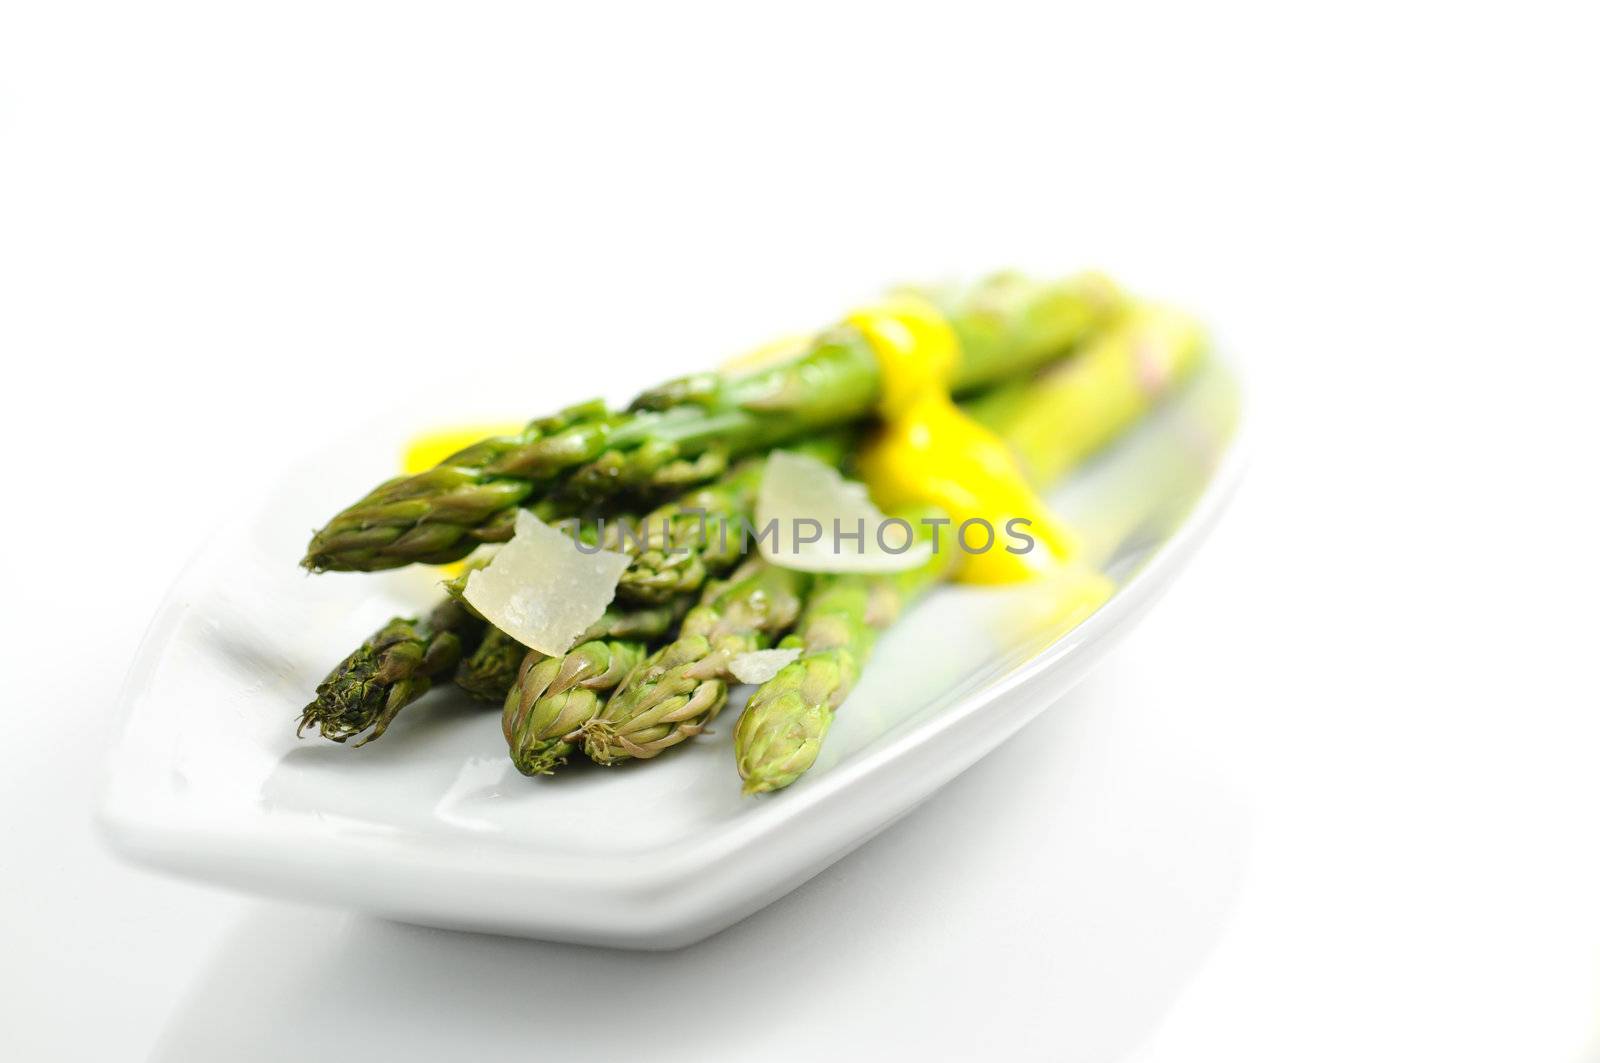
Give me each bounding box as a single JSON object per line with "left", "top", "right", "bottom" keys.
{"left": 3, "top": 2, "right": 1598, "bottom": 1060}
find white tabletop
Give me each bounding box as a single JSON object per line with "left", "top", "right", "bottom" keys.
{"left": 3, "top": 3, "right": 1597, "bottom": 1060}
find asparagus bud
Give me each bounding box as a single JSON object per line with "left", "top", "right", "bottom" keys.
{"left": 298, "top": 598, "right": 482, "bottom": 745}
{"left": 504, "top": 640, "right": 645, "bottom": 775}
{"left": 583, "top": 560, "right": 809, "bottom": 764}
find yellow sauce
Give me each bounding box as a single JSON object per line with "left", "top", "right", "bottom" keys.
{"left": 402, "top": 424, "right": 525, "bottom": 475}
{"left": 1017, "top": 560, "right": 1117, "bottom": 642}
{"left": 849, "top": 295, "right": 1074, "bottom": 583}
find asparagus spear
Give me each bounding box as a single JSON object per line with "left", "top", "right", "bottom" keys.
{"left": 734, "top": 530, "right": 951, "bottom": 794}
{"left": 304, "top": 400, "right": 609, "bottom": 573}
{"left": 458, "top": 597, "right": 689, "bottom": 703}
{"left": 581, "top": 559, "right": 810, "bottom": 765}
{"left": 503, "top": 640, "right": 646, "bottom": 775}
{"left": 297, "top": 598, "right": 483, "bottom": 745}
{"left": 453, "top": 626, "right": 526, "bottom": 702}
{"left": 736, "top": 304, "right": 1206, "bottom": 792}
{"left": 303, "top": 273, "right": 1121, "bottom": 573}
{"left": 964, "top": 303, "right": 1206, "bottom": 484}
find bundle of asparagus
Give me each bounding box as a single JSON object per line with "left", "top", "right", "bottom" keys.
{"left": 301, "top": 272, "right": 1120, "bottom": 573}
{"left": 297, "top": 274, "right": 1204, "bottom": 794}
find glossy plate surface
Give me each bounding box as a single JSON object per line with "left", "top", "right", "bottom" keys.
{"left": 101, "top": 359, "right": 1244, "bottom": 949}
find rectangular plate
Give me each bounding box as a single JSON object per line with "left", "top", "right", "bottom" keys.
{"left": 100, "top": 358, "right": 1244, "bottom": 949}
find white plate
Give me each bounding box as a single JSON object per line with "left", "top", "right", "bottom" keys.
{"left": 100, "top": 359, "right": 1245, "bottom": 949}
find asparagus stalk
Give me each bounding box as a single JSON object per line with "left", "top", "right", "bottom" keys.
{"left": 964, "top": 304, "right": 1206, "bottom": 484}
{"left": 297, "top": 598, "right": 483, "bottom": 745}
{"left": 580, "top": 559, "right": 810, "bottom": 765}
{"left": 303, "top": 273, "right": 1121, "bottom": 573}
{"left": 736, "top": 304, "right": 1206, "bottom": 792}
{"left": 734, "top": 527, "right": 951, "bottom": 793}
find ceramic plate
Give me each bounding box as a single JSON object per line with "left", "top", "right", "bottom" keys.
{"left": 100, "top": 358, "right": 1244, "bottom": 949}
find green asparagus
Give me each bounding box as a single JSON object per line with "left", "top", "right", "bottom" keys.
{"left": 298, "top": 598, "right": 483, "bottom": 745}
{"left": 733, "top": 303, "right": 1205, "bottom": 792}
{"left": 303, "top": 273, "right": 1121, "bottom": 573}
{"left": 616, "top": 435, "right": 847, "bottom": 604}
{"left": 503, "top": 640, "right": 646, "bottom": 775}
{"left": 964, "top": 303, "right": 1207, "bottom": 484}
{"left": 581, "top": 559, "right": 810, "bottom": 765}
{"left": 458, "top": 596, "right": 689, "bottom": 704}
{"left": 435, "top": 440, "right": 841, "bottom": 614}
{"left": 734, "top": 528, "right": 951, "bottom": 793}
{"left": 453, "top": 626, "right": 526, "bottom": 702}
{"left": 304, "top": 401, "right": 608, "bottom": 572}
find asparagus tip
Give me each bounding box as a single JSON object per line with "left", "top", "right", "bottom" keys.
{"left": 579, "top": 719, "right": 626, "bottom": 765}
{"left": 510, "top": 743, "right": 571, "bottom": 777}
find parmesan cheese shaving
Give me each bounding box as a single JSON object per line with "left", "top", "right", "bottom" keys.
{"left": 755, "top": 450, "right": 933, "bottom": 573}
{"left": 728, "top": 647, "right": 803, "bottom": 684}
{"left": 462, "top": 510, "right": 630, "bottom": 655}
